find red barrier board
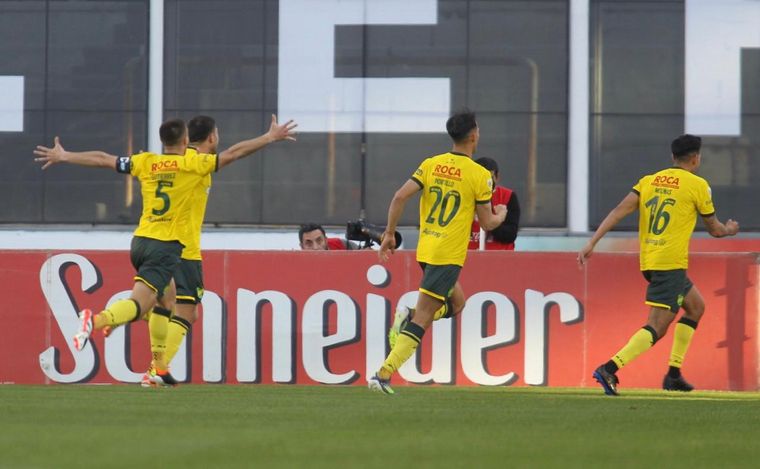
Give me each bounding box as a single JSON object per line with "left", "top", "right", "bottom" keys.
{"left": 0, "top": 250, "right": 757, "bottom": 390}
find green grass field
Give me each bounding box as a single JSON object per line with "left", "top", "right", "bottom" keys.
{"left": 1, "top": 385, "right": 759, "bottom": 469}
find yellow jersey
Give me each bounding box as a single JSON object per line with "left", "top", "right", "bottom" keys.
{"left": 179, "top": 147, "right": 214, "bottom": 260}
{"left": 411, "top": 152, "right": 493, "bottom": 266}
{"left": 633, "top": 167, "right": 714, "bottom": 271}
{"left": 116, "top": 151, "right": 218, "bottom": 244}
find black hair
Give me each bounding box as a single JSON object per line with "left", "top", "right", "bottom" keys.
{"left": 298, "top": 223, "right": 325, "bottom": 243}
{"left": 446, "top": 110, "right": 477, "bottom": 143}
{"left": 671, "top": 134, "right": 702, "bottom": 159}
{"left": 475, "top": 156, "right": 499, "bottom": 176}
{"left": 159, "top": 118, "right": 186, "bottom": 146}
{"left": 188, "top": 115, "right": 216, "bottom": 143}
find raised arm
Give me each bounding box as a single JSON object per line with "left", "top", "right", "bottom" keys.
{"left": 217, "top": 114, "right": 297, "bottom": 170}
{"left": 577, "top": 191, "right": 639, "bottom": 265}
{"left": 701, "top": 214, "right": 739, "bottom": 238}
{"left": 34, "top": 137, "right": 118, "bottom": 170}
{"left": 378, "top": 179, "right": 421, "bottom": 262}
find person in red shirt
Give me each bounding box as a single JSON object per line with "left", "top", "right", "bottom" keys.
{"left": 299, "top": 223, "right": 355, "bottom": 250}
{"left": 468, "top": 157, "right": 520, "bottom": 250}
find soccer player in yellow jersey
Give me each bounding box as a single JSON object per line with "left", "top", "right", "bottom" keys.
{"left": 34, "top": 116, "right": 297, "bottom": 386}
{"left": 34, "top": 119, "right": 211, "bottom": 385}
{"left": 368, "top": 110, "right": 507, "bottom": 394}
{"left": 578, "top": 134, "right": 739, "bottom": 395}
{"left": 151, "top": 116, "right": 215, "bottom": 384}
{"left": 146, "top": 114, "right": 297, "bottom": 384}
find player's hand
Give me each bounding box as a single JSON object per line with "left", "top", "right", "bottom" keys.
{"left": 577, "top": 242, "right": 594, "bottom": 267}
{"left": 33, "top": 136, "right": 67, "bottom": 170}
{"left": 494, "top": 204, "right": 507, "bottom": 220}
{"left": 726, "top": 219, "right": 739, "bottom": 236}
{"left": 267, "top": 114, "right": 298, "bottom": 142}
{"left": 378, "top": 231, "right": 397, "bottom": 263}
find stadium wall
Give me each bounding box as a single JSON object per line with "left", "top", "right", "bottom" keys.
{"left": 1, "top": 250, "right": 757, "bottom": 391}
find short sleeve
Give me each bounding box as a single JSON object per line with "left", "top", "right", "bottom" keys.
{"left": 474, "top": 166, "right": 493, "bottom": 204}
{"left": 632, "top": 178, "right": 643, "bottom": 195}
{"left": 411, "top": 159, "right": 427, "bottom": 189}
{"left": 696, "top": 179, "right": 715, "bottom": 216}
{"left": 189, "top": 152, "right": 218, "bottom": 175}
{"left": 123, "top": 152, "right": 148, "bottom": 176}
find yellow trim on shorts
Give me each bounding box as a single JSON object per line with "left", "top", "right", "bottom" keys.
{"left": 645, "top": 300, "right": 671, "bottom": 310}
{"left": 176, "top": 295, "right": 196, "bottom": 301}
{"left": 134, "top": 276, "right": 158, "bottom": 293}
{"left": 419, "top": 287, "right": 446, "bottom": 301}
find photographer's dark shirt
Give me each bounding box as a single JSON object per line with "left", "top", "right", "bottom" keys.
{"left": 469, "top": 186, "right": 520, "bottom": 250}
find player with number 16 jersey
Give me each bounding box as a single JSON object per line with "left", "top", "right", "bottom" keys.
{"left": 633, "top": 167, "right": 714, "bottom": 272}
{"left": 578, "top": 134, "right": 739, "bottom": 396}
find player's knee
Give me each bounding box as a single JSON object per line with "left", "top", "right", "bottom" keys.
{"left": 684, "top": 301, "right": 705, "bottom": 322}
{"left": 175, "top": 304, "right": 198, "bottom": 323}
{"left": 450, "top": 300, "right": 465, "bottom": 317}
{"left": 648, "top": 315, "right": 673, "bottom": 339}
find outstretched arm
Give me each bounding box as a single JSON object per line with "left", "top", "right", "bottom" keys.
{"left": 378, "top": 179, "right": 420, "bottom": 262}
{"left": 217, "top": 114, "right": 297, "bottom": 170}
{"left": 34, "top": 137, "right": 118, "bottom": 170}
{"left": 577, "top": 191, "right": 639, "bottom": 266}
{"left": 702, "top": 214, "right": 739, "bottom": 238}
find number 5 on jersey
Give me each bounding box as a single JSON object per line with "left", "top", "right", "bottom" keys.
{"left": 153, "top": 180, "right": 173, "bottom": 216}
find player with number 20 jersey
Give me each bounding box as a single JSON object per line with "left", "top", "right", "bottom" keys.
{"left": 413, "top": 152, "right": 493, "bottom": 267}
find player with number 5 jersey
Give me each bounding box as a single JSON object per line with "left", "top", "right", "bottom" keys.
{"left": 126, "top": 148, "right": 217, "bottom": 244}
{"left": 577, "top": 134, "right": 739, "bottom": 396}
{"left": 34, "top": 115, "right": 298, "bottom": 387}
{"left": 34, "top": 119, "right": 213, "bottom": 385}
{"left": 368, "top": 110, "right": 507, "bottom": 395}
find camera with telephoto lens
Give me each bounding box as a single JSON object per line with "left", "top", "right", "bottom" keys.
{"left": 345, "top": 219, "right": 402, "bottom": 249}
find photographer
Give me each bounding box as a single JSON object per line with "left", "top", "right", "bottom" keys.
{"left": 299, "top": 223, "right": 358, "bottom": 250}
{"left": 468, "top": 157, "right": 520, "bottom": 250}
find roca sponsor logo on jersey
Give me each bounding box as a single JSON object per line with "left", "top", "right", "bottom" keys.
{"left": 433, "top": 164, "right": 461, "bottom": 178}
{"left": 652, "top": 175, "right": 679, "bottom": 187}
{"left": 151, "top": 160, "right": 179, "bottom": 172}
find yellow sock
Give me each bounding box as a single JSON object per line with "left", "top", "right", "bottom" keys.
{"left": 149, "top": 306, "right": 172, "bottom": 369}
{"left": 611, "top": 327, "right": 656, "bottom": 369}
{"left": 165, "top": 317, "right": 191, "bottom": 365}
{"left": 433, "top": 303, "right": 447, "bottom": 321}
{"left": 669, "top": 320, "right": 697, "bottom": 368}
{"left": 95, "top": 299, "right": 140, "bottom": 329}
{"left": 379, "top": 322, "right": 426, "bottom": 379}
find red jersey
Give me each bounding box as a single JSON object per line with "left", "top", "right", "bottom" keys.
{"left": 469, "top": 186, "right": 515, "bottom": 250}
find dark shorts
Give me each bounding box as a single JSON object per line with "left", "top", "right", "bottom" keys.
{"left": 130, "top": 236, "right": 182, "bottom": 299}
{"left": 175, "top": 258, "right": 204, "bottom": 304}
{"left": 642, "top": 269, "right": 694, "bottom": 313}
{"left": 418, "top": 262, "right": 461, "bottom": 301}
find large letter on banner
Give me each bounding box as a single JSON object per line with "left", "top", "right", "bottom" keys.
{"left": 278, "top": 0, "right": 449, "bottom": 133}
{"left": 0, "top": 76, "right": 23, "bottom": 132}
{"left": 686, "top": 0, "right": 760, "bottom": 136}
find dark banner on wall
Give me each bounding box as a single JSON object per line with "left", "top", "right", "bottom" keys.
{"left": 1, "top": 250, "right": 757, "bottom": 390}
